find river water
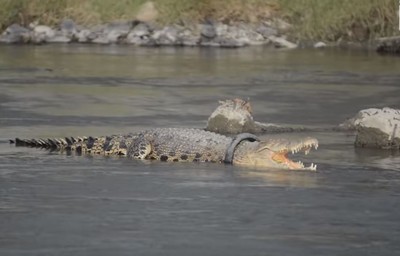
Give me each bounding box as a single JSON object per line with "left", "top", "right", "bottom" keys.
{"left": 0, "top": 45, "right": 399, "bottom": 256}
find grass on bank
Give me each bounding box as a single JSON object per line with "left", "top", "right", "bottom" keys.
{"left": 0, "top": 0, "right": 397, "bottom": 42}
{"left": 278, "top": 0, "right": 397, "bottom": 42}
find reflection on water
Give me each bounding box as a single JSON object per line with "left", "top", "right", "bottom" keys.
{"left": 354, "top": 148, "right": 400, "bottom": 171}
{"left": 0, "top": 45, "right": 400, "bottom": 255}
{"left": 234, "top": 169, "right": 319, "bottom": 188}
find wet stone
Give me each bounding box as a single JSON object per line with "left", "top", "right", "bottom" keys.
{"left": 201, "top": 24, "right": 217, "bottom": 39}
{"left": 256, "top": 25, "right": 278, "bottom": 38}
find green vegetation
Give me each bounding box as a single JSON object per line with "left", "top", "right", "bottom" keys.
{"left": 278, "top": 0, "right": 397, "bottom": 41}
{"left": 0, "top": 0, "right": 397, "bottom": 42}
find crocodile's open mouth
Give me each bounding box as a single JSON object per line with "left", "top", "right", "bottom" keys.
{"left": 269, "top": 139, "right": 319, "bottom": 171}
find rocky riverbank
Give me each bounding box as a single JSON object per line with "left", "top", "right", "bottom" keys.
{"left": 3, "top": 18, "right": 396, "bottom": 53}
{"left": 0, "top": 1, "right": 397, "bottom": 52}
{"left": 0, "top": 18, "right": 307, "bottom": 49}
{"left": 376, "top": 36, "right": 400, "bottom": 55}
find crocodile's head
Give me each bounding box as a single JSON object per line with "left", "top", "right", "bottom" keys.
{"left": 234, "top": 137, "right": 319, "bottom": 171}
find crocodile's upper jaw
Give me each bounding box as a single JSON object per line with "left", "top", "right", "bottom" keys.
{"left": 234, "top": 138, "right": 319, "bottom": 171}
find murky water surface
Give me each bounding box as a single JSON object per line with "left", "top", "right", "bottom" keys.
{"left": 0, "top": 45, "right": 399, "bottom": 256}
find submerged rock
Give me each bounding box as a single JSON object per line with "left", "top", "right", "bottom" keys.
{"left": 342, "top": 108, "right": 400, "bottom": 149}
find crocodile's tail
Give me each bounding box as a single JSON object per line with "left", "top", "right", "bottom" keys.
{"left": 10, "top": 136, "right": 89, "bottom": 151}
{"left": 10, "top": 135, "right": 129, "bottom": 156}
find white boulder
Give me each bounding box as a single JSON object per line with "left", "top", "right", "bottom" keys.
{"left": 343, "top": 107, "right": 400, "bottom": 149}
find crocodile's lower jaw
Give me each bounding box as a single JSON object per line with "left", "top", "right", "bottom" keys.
{"left": 272, "top": 152, "right": 317, "bottom": 171}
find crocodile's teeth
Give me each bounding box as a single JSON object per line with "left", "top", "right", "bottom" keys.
{"left": 297, "top": 161, "right": 304, "bottom": 168}
{"left": 305, "top": 148, "right": 310, "bottom": 155}
{"left": 308, "top": 163, "right": 317, "bottom": 171}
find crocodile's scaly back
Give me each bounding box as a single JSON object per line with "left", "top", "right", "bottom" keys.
{"left": 136, "top": 128, "right": 231, "bottom": 162}
{"left": 14, "top": 128, "right": 233, "bottom": 163}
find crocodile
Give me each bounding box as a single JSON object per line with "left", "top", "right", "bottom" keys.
{"left": 11, "top": 128, "right": 318, "bottom": 170}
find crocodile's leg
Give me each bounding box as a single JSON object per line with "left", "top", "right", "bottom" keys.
{"left": 127, "top": 135, "right": 152, "bottom": 159}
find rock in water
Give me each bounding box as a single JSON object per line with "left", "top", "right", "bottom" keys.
{"left": 206, "top": 99, "right": 256, "bottom": 134}
{"left": 343, "top": 108, "right": 400, "bottom": 149}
